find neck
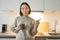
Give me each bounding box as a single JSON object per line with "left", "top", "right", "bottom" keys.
{"left": 23, "top": 15, "right": 28, "bottom": 17}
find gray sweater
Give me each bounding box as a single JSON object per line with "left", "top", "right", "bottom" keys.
{"left": 11, "top": 16, "right": 38, "bottom": 40}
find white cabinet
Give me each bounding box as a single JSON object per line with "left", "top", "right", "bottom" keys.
{"left": 45, "top": 0, "right": 60, "bottom": 10}
{"left": 19, "top": 0, "right": 44, "bottom": 11}
{"left": 0, "top": 38, "right": 15, "bottom": 40}
{"left": 0, "top": 0, "right": 60, "bottom": 10}
{"left": 0, "top": 0, "right": 19, "bottom": 10}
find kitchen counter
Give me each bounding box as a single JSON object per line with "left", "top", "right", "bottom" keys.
{"left": 35, "top": 32, "right": 60, "bottom": 40}
{"left": 0, "top": 31, "right": 16, "bottom": 38}
{"left": 0, "top": 27, "right": 16, "bottom": 38}
{"left": 1, "top": 26, "right": 60, "bottom": 39}
{"left": 42, "top": 32, "right": 60, "bottom": 36}
{"left": 35, "top": 36, "right": 60, "bottom": 40}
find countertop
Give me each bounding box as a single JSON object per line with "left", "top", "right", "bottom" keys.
{"left": 42, "top": 32, "right": 60, "bottom": 36}
{"left": 36, "top": 32, "right": 60, "bottom": 37}
{"left": 0, "top": 27, "right": 16, "bottom": 38}
{"left": 35, "top": 32, "right": 60, "bottom": 40}
{"left": 35, "top": 36, "right": 60, "bottom": 40}
{"left": 0, "top": 26, "right": 60, "bottom": 38}
{"left": 0, "top": 31, "right": 16, "bottom": 38}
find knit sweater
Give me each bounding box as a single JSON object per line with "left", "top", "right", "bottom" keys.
{"left": 11, "top": 15, "right": 38, "bottom": 40}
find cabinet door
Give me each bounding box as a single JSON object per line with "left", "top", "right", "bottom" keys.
{"left": 0, "top": 38, "right": 15, "bottom": 40}
{"left": 46, "top": 39, "right": 60, "bottom": 40}
{"left": 0, "top": 0, "right": 19, "bottom": 10}
{"left": 45, "top": 0, "right": 60, "bottom": 10}
{"left": 19, "top": 0, "right": 44, "bottom": 11}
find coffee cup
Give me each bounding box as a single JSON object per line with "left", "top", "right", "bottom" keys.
{"left": 20, "top": 24, "right": 25, "bottom": 30}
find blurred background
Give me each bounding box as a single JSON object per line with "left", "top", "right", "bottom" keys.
{"left": 0, "top": 0, "right": 60, "bottom": 40}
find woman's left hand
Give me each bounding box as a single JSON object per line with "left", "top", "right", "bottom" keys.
{"left": 35, "top": 19, "right": 40, "bottom": 25}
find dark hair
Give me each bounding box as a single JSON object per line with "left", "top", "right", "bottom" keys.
{"left": 20, "top": 2, "right": 31, "bottom": 16}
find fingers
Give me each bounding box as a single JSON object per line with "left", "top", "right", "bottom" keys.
{"left": 35, "top": 18, "right": 41, "bottom": 25}
{"left": 37, "top": 18, "right": 41, "bottom": 21}
{"left": 16, "top": 24, "right": 21, "bottom": 30}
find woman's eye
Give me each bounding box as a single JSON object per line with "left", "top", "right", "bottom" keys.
{"left": 26, "top": 7, "right": 29, "bottom": 9}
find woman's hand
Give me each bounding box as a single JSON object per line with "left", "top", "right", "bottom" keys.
{"left": 16, "top": 24, "right": 21, "bottom": 30}
{"left": 35, "top": 19, "right": 41, "bottom": 25}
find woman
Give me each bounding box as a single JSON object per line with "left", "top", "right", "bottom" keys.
{"left": 12, "top": 2, "right": 40, "bottom": 40}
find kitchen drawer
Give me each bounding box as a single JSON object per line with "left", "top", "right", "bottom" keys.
{"left": 0, "top": 38, "right": 15, "bottom": 40}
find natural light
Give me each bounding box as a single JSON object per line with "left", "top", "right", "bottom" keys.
{"left": 29, "top": 12, "right": 43, "bottom": 21}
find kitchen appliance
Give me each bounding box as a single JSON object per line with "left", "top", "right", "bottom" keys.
{"left": 2, "top": 24, "right": 7, "bottom": 33}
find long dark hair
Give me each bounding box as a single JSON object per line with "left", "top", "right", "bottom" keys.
{"left": 20, "top": 2, "right": 31, "bottom": 16}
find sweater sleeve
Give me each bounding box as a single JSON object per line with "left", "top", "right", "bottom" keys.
{"left": 30, "top": 19, "right": 38, "bottom": 36}
{"left": 11, "top": 17, "right": 20, "bottom": 33}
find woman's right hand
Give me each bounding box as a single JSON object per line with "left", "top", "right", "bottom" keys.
{"left": 16, "top": 24, "right": 21, "bottom": 30}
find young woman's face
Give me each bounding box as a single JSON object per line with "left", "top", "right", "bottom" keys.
{"left": 21, "top": 4, "right": 29, "bottom": 16}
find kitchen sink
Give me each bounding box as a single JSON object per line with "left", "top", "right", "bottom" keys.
{"left": 48, "top": 33, "right": 60, "bottom": 36}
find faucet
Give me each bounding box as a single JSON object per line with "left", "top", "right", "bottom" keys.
{"left": 54, "top": 20, "right": 58, "bottom": 35}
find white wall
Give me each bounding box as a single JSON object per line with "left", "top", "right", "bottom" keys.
{"left": 43, "top": 11, "right": 60, "bottom": 32}
{"left": 0, "top": 10, "right": 19, "bottom": 27}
